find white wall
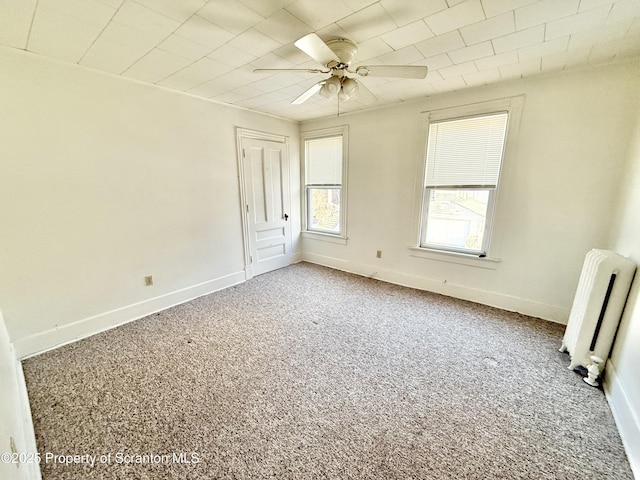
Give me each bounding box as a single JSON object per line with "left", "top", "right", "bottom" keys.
{"left": 301, "top": 58, "right": 640, "bottom": 323}
{"left": 0, "top": 46, "right": 300, "bottom": 358}
{"left": 607, "top": 97, "right": 640, "bottom": 477}
{"left": 0, "top": 311, "right": 40, "bottom": 480}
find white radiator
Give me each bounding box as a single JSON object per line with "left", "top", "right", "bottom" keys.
{"left": 560, "top": 249, "right": 636, "bottom": 380}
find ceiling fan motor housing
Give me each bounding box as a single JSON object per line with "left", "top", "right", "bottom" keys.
{"left": 326, "top": 38, "right": 358, "bottom": 67}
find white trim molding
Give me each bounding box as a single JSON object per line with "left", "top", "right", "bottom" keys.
{"left": 604, "top": 362, "right": 640, "bottom": 479}
{"left": 14, "top": 271, "right": 246, "bottom": 359}
{"left": 1, "top": 310, "right": 41, "bottom": 480}
{"left": 302, "top": 255, "right": 568, "bottom": 324}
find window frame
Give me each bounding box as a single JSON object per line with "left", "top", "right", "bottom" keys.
{"left": 301, "top": 125, "right": 349, "bottom": 240}
{"left": 414, "top": 96, "right": 524, "bottom": 260}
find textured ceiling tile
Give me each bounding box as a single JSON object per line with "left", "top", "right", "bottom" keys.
{"left": 254, "top": 8, "right": 313, "bottom": 44}
{"left": 463, "top": 67, "right": 501, "bottom": 86}
{"left": 28, "top": 9, "right": 110, "bottom": 63}
{"left": 208, "top": 44, "right": 258, "bottom": 68}
{"left": 132, "top": 0, "right": 205, "bottom": 23}
{"left": 198, "top": 0, "right": 265, "bottom": 35}
{"left": 28, "top": 0, "right": 115, "bottom": 62}
{"left": 474, "top": 50, "right": 518, "bottom": 69}
{"left": 545, "top": 6, "right": 610, "bottom": 41}
{"left": 197, "top": 74, "right": 251, "bottom": 99}
{"left": 541, "top": 47, "right": 590, "bottom": 71}
{"left": 415, "top": 30, "right": 465, "bottom": 57}
{"left": 430, "top": 75, "right": 467, "bottom": 91}
{"left": 0, "top": 0, "right": 37, "bottom": 49}
{"left": 227, "top": 28, "right": 283, "bottom": 57}
{"left": 80, "top": 22, "right": 159, "bottom": 73}
{"left": 157, "top": 34, "right": 211, "bottom": 61}
{"left": 97, "top": 0, "right": 124, "bottom": 8}
{"left": 438, "top": 60, "right": 478, "bottom": 78}
{"left": 460, "top": 12, "right": 515, "bottom": 45}
{"left": 112, "top": 1, "right": 180, "bottom": 39}
{"left": 3, "top": 0, "right": 640, "bottom": 122}
{"left": 238, "top": 0, "right": 296, "bottom": 18}
{"left": 123, "top": 48, "right": 193, "bottom": 83}
{"left": 378, "top": 45, "right": 424, "bottom": 65}
{"left": 424, "top": 0, "right": 486, "bottom": 35}
{"left": 518, "top": 36, "right": 569, "bottom": 60}
{"left": 158, "top": 57, "right": 229, "bottom": 90}
{"left": 381, "top": 20, "right": 435, "bottom": 51}
{"left": 285, "top": 0, "right": 354, "bottom": 30}
{"left": 315, "top": 23, "right": 351, "bottom": 41}
{"left": 480, "top": 0, "right": 536, "bottom": 19}
{"left": 448, "top": 41, "right": 494, "bottom": 64}
{"left": 492, "top": 25, "right": 544, "bottom": 54}
{"left": 515, "top": 0, "right": 580, "bottom": 31}
{"left": 589, "top": 33, "right": 640, "bottom": 60}
{"left": 579, "top": 0, "right": 615, "bottom": 12}
{"left": 419, "top": 53, "right": 453, "bottom": 71}
{"left": 607, "top": 0, "right": 640, "bottom": 24}
{"left": 336, "top": 3, "right": 397, "bottom": 43}
{"left": 251, "top": 52, "right": 295, "bottom": 69}
{"left": 175, "top": 15, "right": 235, "bottom": 50}
{"left": 380, "top": 0, "right": 448, "bottom": 27}
{"left": 355, "top": 37, "right": 395, "bottom": 62}
{"left": 499, "top": 57, "right": 541, "bottom": 78}
{"left": 272, "top": 43, "right": 312, "bottom": 66}
{"left": 568, "top": 20, "right": 633, "bottom": 50}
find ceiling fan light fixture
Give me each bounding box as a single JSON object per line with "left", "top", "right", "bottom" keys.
{"left": 342, "top": 77, "right": 358, "bottom": 95}
{"left": 338, "top": 77, "right": 359, "bottom": 102}
{"left": 320, "top": 75, "right": 341, "bottom": 98}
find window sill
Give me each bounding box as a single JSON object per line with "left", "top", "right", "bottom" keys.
{"left": 302, "top": 231, "right": 348, "bottom": 245}
{"left": 408, "top": 247, "right": 501, "bottom": 270}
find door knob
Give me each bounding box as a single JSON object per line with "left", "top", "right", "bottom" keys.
{"left": 284, "top": 213, "right": 289, "bottom": 221}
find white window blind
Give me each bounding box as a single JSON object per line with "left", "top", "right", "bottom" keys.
{"left": 425, "top": 113, "right": 508, "bottom": 187}
{"left": 306, "top": 136, "right": 342, "bottom": 184}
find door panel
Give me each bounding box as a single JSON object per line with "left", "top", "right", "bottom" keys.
{"left": 242, "top": 137, "right": 291, "bottom": 276}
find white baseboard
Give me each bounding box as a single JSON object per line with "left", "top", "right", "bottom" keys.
{"left": 14, "top": 356, "right": 41, "bottom": 480}
{"left": 1, "top": 311, "right": 41, "bottom": 480}
{"left": 604, "top": 362, "right": 640, "bottom": 479}
{"left": 302, "top": 252, "right": 569, "bottom": 323}
{"left": 14, "top": 271, "right": 246, "bottom": 359}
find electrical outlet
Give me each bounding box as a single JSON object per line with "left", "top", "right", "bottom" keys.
{"left": 144, "top": 275, "right": 153, "bottom": 286}
{"left": 376, "top": 250, "right": 382, "bottom": 258}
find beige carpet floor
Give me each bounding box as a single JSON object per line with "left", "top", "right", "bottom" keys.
{"left": 23, "top": 262, "right": 633, "bottom": 479}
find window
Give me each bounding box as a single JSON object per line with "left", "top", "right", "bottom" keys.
{"left": 303, "top": 127, "right": 348, "bottom": 237}
{"left": 420, "top": 108, "right": 512, "bottom": 256}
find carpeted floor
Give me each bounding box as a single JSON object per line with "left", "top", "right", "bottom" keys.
{"left": 23, "top": 262, "right": 633, "bottom": 479}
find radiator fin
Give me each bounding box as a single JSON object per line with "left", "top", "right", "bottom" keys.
{"left": 562, "top": 249, "right": 636, "bottom": 372}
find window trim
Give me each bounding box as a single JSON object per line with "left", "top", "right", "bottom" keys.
{"left": 412, "top": 96, "right": 524, "bottom": 260}
{"left": 301, "top": 125, "right": 349, "bottom": 240}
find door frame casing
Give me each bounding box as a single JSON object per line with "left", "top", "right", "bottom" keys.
{"left": 236, "top": 127, "right": 291, "bottom": 280}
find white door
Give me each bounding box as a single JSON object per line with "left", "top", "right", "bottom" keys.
{"left": 241, "top": 136, "right": 292, "bottom": 276}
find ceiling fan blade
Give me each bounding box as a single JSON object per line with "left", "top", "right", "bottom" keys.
{"left": 253, "top": 68, "right": 328, "bottom": 74}
{"left": 294, "top": 33, "right": 341, "bottom": 67}
{"left": 356, "top": 65, "right": 428, "bottom": 79}
{"left": 354, "top": 81, "right": 376, "bottom": 105}
{"left": 292, "top": 82, "right": 323, "bottom": 105}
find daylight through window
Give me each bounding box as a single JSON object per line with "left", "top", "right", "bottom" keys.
{"left": 421, "top": 112, "right": 508, "bottom": 255}
{"left": 304, "top": 134, "right": 344, "bottom": 235}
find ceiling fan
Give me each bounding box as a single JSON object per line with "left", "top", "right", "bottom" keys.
{"left": 253, "top": 33, "right": 428, "bottom": 105}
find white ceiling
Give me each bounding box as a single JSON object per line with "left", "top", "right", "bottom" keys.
{"left": 2, "top": 0, "right": 640, "bottom": 121}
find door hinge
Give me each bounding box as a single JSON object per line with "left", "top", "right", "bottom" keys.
{"left": 246, "top": 204, "right": 249, "bottom": 213}
{"left": 242, "top": 148, "right": 245, "bottom": 158}
{"left": 249, "top": 255, "right": 253, "bottom": 263}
